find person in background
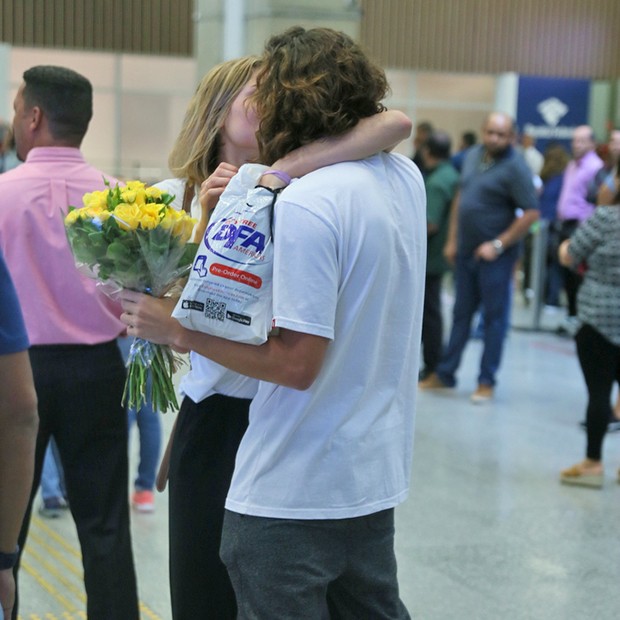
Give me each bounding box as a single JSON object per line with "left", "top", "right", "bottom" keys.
{"left": 592, "top": 128, "right": 620, "bottom": 208}
{"left": 151, "top": 56, "right": 412, "bottom": 619}
{"left": 555, "top": 125, "right": 603, "bottom": 335}
{"left": 450, "top": 130, "right": 477, "bottom": 172}
{"left": 558, "top": 166, "right": 620, "bottom": 488}
{"left": 0, "top": 251, "right": 38, "bottom": 620}
{"left": 119, "top": 26, "right": 423, "bottom": 618}
{"left": 419, "top": 112, "right": 539, "bottom": 403}
{"left": 0, "top": 124, "right": 20, "bottom": 174}
{"left": 0, "top": 65, "right": 139, "bottom": 620}
{"left": 37, "top": 439, "right": 69, "bottom": 518}
{"left": 411, "top": 120, "right": 434, "bottom": 176}
{"left": 538, "top": 143, "right": 570, "bottom": 310}
{"left": 520, "top": 131, "right": 544, "bottom": 177}
{"left": 419, "top": 130, "right": 459, "bottom": 381}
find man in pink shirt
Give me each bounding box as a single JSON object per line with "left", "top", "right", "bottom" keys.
{"left": 0, "top": 65, "right": 139, "bottom": 619}
{"left": 555, "top": 125, "right": 603, "bottom": 332}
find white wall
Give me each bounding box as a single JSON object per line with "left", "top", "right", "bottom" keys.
{"left": 384, "top": 69, "right": 497, "bottom": 155}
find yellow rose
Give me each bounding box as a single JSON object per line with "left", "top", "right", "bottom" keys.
{"left": 159, "top": 207, "right": 180, "bottom": 231}
{"left": 145, "top": 186, "right": 163, "bottom": 200}
{"left": 96, "top": 210, "right": 112, "bottom": 223}
{"left": 65, "top": 208, "right": 84, "bottom": 225}
{"left": 82, "top": 190, "right": 109, "bottom": 210}
{"left": 85, "top": 204, "right": 106, "bottom": 218}
{"left": 175, "top": 218, "right": 195, "bottom": 243}
{"left": 169, "top": 210, "right": 197, "bottom": 242}
{"left": 138, "top": 203, "right": 162, "bottom": 230}
{"left": 121, "top": 189, "right": 146, "bottom": 206}
{"left": 112, "top": 202, "right": 142, "bottom": 230}
{"left": 121, "top": 180, "right": 147, "bottom": 206}
{"left": 125, "top": 180, "right": 146, "bottom": 192}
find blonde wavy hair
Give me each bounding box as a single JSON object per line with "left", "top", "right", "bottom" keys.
{"left": 252, "top": 27, "right": 388, "bottom": 164}
{"left": 168, "top": 56, "right": 262, "bottom": 186}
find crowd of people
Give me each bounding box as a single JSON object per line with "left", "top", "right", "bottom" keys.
{"left": 1, "top": 23, "right": 620, "bottom": 620}
{"left": 413, "top": 118, "right": 620, "bottom": 489}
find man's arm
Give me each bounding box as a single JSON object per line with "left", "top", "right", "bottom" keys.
{"left": 474, "top": 208, "right": 539, "bottom": 261}
{"left": 0, "top": 350, "right": 38, "bottom": 618}
{"left": 272, "top": 110, "right": 412, "bottom": 177}
{"left": 198, "top": 110, "right": 412, "bottom": 238}
{"left": 119, "top": 292, "right": 329, "bottom": 390}
{"left": 558, "top": 239, "right": 573, "bottom": 267}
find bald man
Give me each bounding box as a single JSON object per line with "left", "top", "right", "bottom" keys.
{"left": 419, "top": 112, "right": 539, "bottom": 402}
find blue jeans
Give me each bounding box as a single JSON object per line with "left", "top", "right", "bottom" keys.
{"left": 119, "top": 337, "right": 162, "bottom": 492}
{"left": 40, "top": 438, "right": 66, "bottom": 501}
{"left": 437, "top": 252, "right": 515, "bottom": 387}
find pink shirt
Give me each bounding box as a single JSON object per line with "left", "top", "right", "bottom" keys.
{"left": 0, "top": 147, "right": 125, "bottom": 345}
{"left": 556, "top": 149, "right": 603, "bottom": 222}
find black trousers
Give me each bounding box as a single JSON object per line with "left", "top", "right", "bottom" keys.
{"left": 168, "top": 393, "right": 250, "bottom": 620}
{"left": 558, "top": 219, "right": 583, "bottom": 317}
{"left": 13, "top": 341, "right": 139, "bottom": 620}
{"left": 421, "top": 273, "right": 444, "bottom": 375}
{"left": 575, "top": 324, "right": 620, "bottom": 461}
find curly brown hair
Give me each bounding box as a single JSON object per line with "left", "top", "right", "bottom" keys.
{"left": 252, "top": 27, "right": 389, "bottom": 164}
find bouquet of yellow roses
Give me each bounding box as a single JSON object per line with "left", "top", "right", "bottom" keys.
{"left": 65, "top": 180, "right": 197, "bottom": 413}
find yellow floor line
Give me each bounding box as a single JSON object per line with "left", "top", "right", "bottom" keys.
{"left": 30, "top": 517, "right": 82, "bottom": 560}
{"left": 139, "top": 602, "right": 163, "bottom": 620}
{"left": 27, "top": 531, "right": 84, "bottom": 580}
{"left": 24, "top": 546, "right": 86, "bottom": 603}
{"left": 24, "top": 517, "right": 163, "bottom": 620}
{"left": 20, "top": 560, "right": 79, "bottom": 612}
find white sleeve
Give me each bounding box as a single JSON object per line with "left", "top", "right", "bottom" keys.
{"left": 271, "top": 202, "right": 338, "bottom": 340}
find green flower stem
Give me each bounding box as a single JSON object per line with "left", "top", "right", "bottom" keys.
{"left": 122, "top": 339, "right": 185, "bottom": 413}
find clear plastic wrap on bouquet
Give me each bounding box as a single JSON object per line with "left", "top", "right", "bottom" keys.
{"left": 64, "top": 180, "right": 198, "bottom": 412}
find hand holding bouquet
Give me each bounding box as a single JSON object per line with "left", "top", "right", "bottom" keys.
{"left": 65, "top": 180, "right": 197, "bottom": 412}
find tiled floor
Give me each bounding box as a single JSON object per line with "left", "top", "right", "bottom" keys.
{"left": 16, "top": 302, "right": 620, "bottom": 619}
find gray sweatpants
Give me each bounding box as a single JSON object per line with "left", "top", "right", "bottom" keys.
{"left": 220, "top": 508, "right": 411, "bottom": 620}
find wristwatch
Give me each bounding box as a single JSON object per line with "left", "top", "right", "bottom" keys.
{"left": 0, "top": 545, "right": 19, "bottom": 570}
{"left": 491, "top": 238, "right": 504, "bottom": 255}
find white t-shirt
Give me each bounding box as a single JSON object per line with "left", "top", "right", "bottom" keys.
{"left": 156, "top": 177, "right": 259, "bottom": 403}
{"left": 226, "top": 153, "right": 427, "bottom": 519}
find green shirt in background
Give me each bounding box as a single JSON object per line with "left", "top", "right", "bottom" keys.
{"left": 425, "top": 161, "right": 459, "bottom": 275}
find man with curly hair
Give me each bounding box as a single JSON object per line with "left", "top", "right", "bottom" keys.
{"left": 121, "top": 27, "right": 424, "bottom": 618}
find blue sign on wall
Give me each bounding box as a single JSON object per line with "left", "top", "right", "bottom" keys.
{"left": 516, "top": 76, "right": 590, "bottom": 153}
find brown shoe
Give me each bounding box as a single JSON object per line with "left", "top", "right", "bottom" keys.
{"left": 418, "top": 372, "right": 450, "bottom": 390}
{"left": 560, "top": 461, "right": 603, "bottom": 488}
{"left": 470, "top": 384, "right": 493, "bottom": 404}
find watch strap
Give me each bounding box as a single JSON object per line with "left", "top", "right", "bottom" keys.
{"left": 0, "top": 545, "right": 19, "bottom": 570}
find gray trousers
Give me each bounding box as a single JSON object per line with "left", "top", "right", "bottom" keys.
{"left": 220, "top": 508, "right": 410, "bottom": 620}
